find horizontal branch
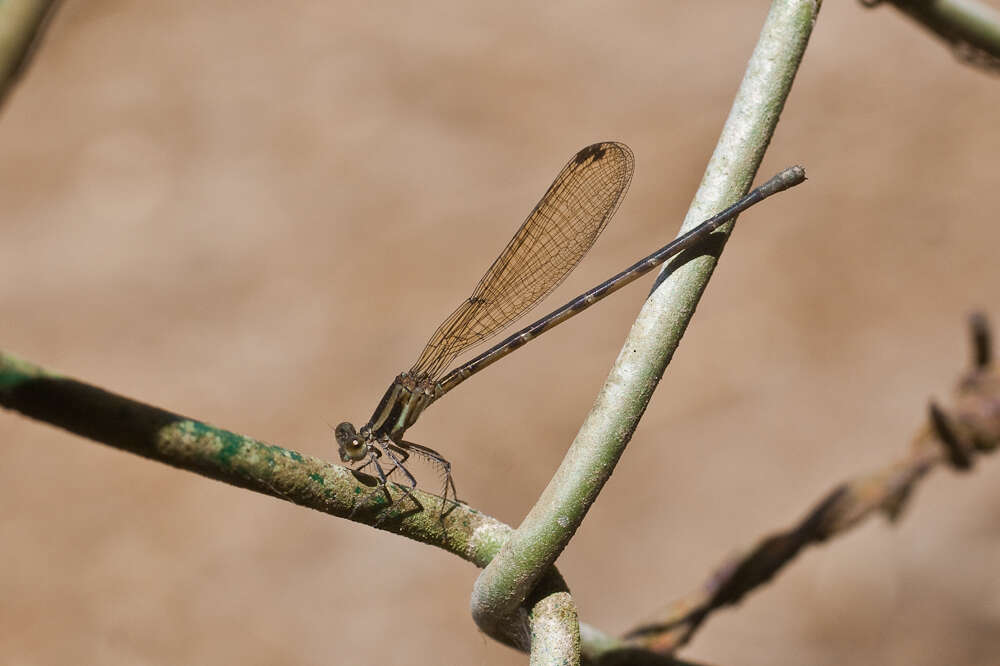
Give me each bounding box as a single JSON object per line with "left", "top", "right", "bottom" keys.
{"left": 0, "top": 351, "right": 518, "bottom": 558}
{"left": 0, "top": 350, "right": 638, "bottom": 656}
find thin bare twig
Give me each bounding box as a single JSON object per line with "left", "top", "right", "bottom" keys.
{"left": 620, "top": 313, "right": 1000, "bottom": 655}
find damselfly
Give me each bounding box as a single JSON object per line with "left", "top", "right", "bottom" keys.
{"left": 336, "top": 142, "right": 804, "bottom": 511}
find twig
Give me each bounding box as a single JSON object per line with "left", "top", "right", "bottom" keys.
{"left": 619, "top": 313, "right": 1000, "bottom": 655}
{"left": 0, "top": 351, "right": 520, "bottom": 563}
{"left": 469, "top": 2, "right": 821, "bottom": 660}
{"left": 0, "top": 349, "right": 636, "bottom": 659}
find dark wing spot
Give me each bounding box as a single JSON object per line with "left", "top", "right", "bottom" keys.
{"left": 573, "top": 142, "right": 608, "bottom": 165}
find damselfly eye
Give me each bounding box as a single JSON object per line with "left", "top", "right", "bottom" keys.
{"left": 335, "top": 422, "right": 367, "bottom": 461}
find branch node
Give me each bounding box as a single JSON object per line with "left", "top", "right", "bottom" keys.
{"left": 929, "top": 400, "right": 974, "bottom": 471}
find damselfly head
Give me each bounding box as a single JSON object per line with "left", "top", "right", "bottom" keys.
{"left": 335, "top": 422, "right": 367, "bottom": 462}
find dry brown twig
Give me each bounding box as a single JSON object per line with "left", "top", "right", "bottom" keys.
{"left": 620, "top": 312, "right": 1000, "bottom": 656}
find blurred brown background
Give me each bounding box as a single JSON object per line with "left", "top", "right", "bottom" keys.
{"left": 3, "top": 1, "right": 1000, "bottom": 664}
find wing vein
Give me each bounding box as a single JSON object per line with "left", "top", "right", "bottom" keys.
{"left": 410, "top": 141, "right": 634, "bottom": 379}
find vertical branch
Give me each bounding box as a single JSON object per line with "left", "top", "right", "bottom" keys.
{"left": 470, "top": 0, "right": 822, "bottom": 657}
